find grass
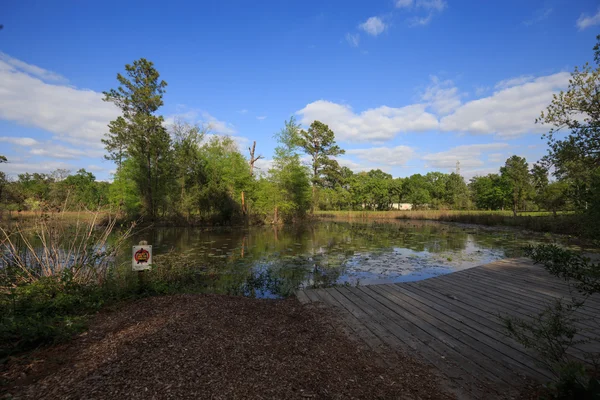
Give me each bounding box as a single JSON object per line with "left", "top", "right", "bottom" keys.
{"left": 316, "top": 210, "right": 584, "bottom": 237}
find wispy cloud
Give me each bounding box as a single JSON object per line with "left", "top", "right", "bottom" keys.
{"left": 576, "top": 8, "right": 600, "bottom": 30}
{"left": 256, "top": 116, "right": 267, "bottom": 120}
{"left": 400, "top": 0, "right": 447, "bottom": 27}
{"left": 416, "top": 0, "right": 447, "bottom": 12}
{"left": 359, "top": 16, "right": 387, "bottom": 36}
{"left": 0, "top": 52, "right": 68, "bottom": 83}
{"left": 409, "top": 14, "right": 434, "bottom": 27}
{"left": 494, "top": 75, "right": 535, "bottom": 89}
{"left": 395, "top": 0, "right": 414, "bottom": 8}
{"left": 523, "top": 7, "right": 552, "bottom": 26}
{"left": 239, "top": 109, "right": 248, "bottom": 114}
{"left": 0, "top": 54, "right": 120, "bottom": 148}
{"left": 345, "top": 33, "right": 360, "bottom": 47}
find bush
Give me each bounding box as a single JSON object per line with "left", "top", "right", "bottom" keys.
{"left": 502, "top": 244, "right": 600, "bottom": 399}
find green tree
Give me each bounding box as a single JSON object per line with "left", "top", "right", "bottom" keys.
{"left": 256, "top": 118, "right": 311, "bottom": 222}
{"left": 540, "top": 181, "right": 569, "bottom": 216}
{"left": 500, "top": 155, "right": 532, "bottom": 216}
{"left": 170, "top": 119, "right": 206, "bottom": 219}
{"left": 469, "top": 174, "right": 509, "bottom": 210}
{"left": 445, "top": 173, "right": 470, "bottom": 209}
{"left": 296, "top": 120, "right": 345, "bottom": 213}
{"left": 103, "top": 58, "right": 172, "bottom": 219}
{"left": 403, "top": 174, "right": 431, "bottom": 209}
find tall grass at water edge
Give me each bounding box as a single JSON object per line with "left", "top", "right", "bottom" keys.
{"left": 316, "top": 210, "right": 584, "bottom": 237}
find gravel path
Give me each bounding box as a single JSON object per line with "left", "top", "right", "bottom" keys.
{"left": 2, "top": 294, "right": 454, "bottom": 399}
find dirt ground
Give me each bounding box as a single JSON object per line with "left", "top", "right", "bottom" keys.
{"left": 2, "top": 294, "right": 454, "bottom": 400}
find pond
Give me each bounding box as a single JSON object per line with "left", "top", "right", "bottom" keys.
{"left": 122, "top": 219, "right": 589, "bottom": 298}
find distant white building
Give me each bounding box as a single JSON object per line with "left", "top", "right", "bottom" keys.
{"left": 391, "top": 203, "right": 413, "bottom": 210}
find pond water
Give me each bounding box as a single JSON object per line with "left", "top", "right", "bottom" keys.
{"left": 122, "top": 219, "right": 588, "bottom": 298}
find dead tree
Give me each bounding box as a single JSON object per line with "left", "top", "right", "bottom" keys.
{"left": 242, "top": 141, "right": 263, "bottom": 215}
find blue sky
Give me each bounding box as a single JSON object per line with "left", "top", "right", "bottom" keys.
{"left": 1, "top": 0, "right": 599, "bottom": 181}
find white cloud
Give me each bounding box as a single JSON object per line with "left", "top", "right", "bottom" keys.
{"left": 0, "top": 136, "right": 103, "bottom": 159}
{"left": 523, "top": 7, "right": 552, "bottom": 26}
{"left": 239, "top": 109, "right": 248, "bottom": 114}
{"left": 440, "top": 72, "right": 570, "bottom": 137}
{"left": 0, "top": 56, "right": 121, "bottom": 148}
{"left": 359, "top": 17, "right": 387, "bottom": 36}
{"left": 164, "top": 109, "right": 237, "bottom": 135}
{"left": 0, "top": 160, "right": 74, "bottom": 176}
{"left": 256, "top": 116, "right": 267, "bottom": 120}
{"left": 298, "top": 71, "right": 569, "bottom": 143}
{"left": 422, "top": 143, "right": 509, "bottom": 170}
{"left": 30, "top": 144, "right": 104, "bottom": 160}
{"left": 409, "top": 14, "right": 433, "bottom": 27}
{"left": 475, "top": 86, "right": 490, "bottom": 96}
{"left": 336, "top": 157, "right": 392, "bottom": 173}
{"left": 87, "top": 165, "right": 105, "bottom": 172}
{"left": 486, "top": 153, "right": 505, "bottom": 163}
{"left": 253, "top": 158, "right": 273, "bottom": 175}
{"left": 0, "top": 136, "right": 40, "bottom": 146}
{"left": 346, "top": 146, "right": 415, "bottom": 166}
{"left": 0, "top": 52, "right": 67, "bottom": 83}
{"left": 345, "top": 33, "right": 360, "bottom": 47}
{"left": 416, "top": 0, "right": 447, "bottom": 12}
{"left": 395, "top": 0, "right": 414, "bottom": 8}
{"left": 421, "top": 76, "right": 461, "bottom": 115}
{"left": 576, "top": 8, "right": 600, "bottom": 30}
{"left": 494, "top": 75, "right": 535, "bottom": 89}
{"left": 297, "top": 100, "right": 438, "bottom": 142}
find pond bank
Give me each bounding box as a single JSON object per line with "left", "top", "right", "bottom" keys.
{"left": 1, "top": 294, "right": 453, "bottom": 399}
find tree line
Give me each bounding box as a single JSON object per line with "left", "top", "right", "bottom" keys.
{"left": 1, "top": 36, "right": 600, "bottom": 227}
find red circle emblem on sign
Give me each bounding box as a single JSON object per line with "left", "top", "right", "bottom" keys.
{"left": 135, "top": 248, "right": 150, "bottom": 264}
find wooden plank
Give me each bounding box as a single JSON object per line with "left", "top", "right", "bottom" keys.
{"left": 428, "top": 271, "right": 600, "bottom": 333}
{"left": 374, "top": 284, "right": 548, "bottom": 383}
{"left": 472, "top": 266, "right": 600, "bottom": 310}
{"left": 325, "top": 287, "right": 406, "bottom": 351}
{"left": 295, "top": 290, "right": 310, "bottom": 305}
{"left": 416, "top": 276, "right": 595, "bottom": 362}
{"left": 311, "top": 288, "right": 385, "bottom": 352}
{"left": 349, "top": 286, "right": 510, "bottom": 390}
{"left": 338, "top": 287, "right": 499, "bottom": 397}
{"left": 383, "top": 283, "right": 553, "bottom": 381}
{"left": 458, "top": 268, "right": 600, "bottom": 319}
{"left": 304, "top": 289, "right": 321, "bottom": 304}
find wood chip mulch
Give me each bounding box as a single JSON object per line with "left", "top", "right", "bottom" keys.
{"left": 2, "top": 294, "right": 454, "bottom": 399}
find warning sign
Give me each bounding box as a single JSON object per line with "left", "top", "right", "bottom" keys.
{"left": 132, "top": 245, "right": 152, "bottom": 271}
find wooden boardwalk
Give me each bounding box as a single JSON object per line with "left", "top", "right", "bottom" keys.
{"left": 296, "top": 258, "right": 600, "bottom": 399}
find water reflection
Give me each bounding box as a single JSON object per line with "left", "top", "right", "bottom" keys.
{"left": 119, "top": 219, "right": 584, "bottom": 298}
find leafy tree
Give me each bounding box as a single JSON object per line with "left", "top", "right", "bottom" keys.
{"left": 500, "top": 155, "right": 532, "bottom": 216}
{"left": 540, "top": 181, "right": 569, "bottom": 216}
{"left": 256, "top": 118, "right": 311, "bottom": 222}
{"left": 61, "top": 169, "right": 102, "bottom": 210}
{"left": 296, "top": 120, "right": 345, "bottom": 213}
{"left": 170, "top": 120, "right": 206, "bottom": 219}
{"left": 108, "top": 159, "right": 141, "bottom": 215}
{"left": 103, "top": 58, "right": 172, "bottom": 219}
{"left": 537, "top": 35, "right": 600, "bottom": 212}
{"left": 469, "top": 174, "right": 509, "bottom": 210}
{"left": 445, "top": 173, "right": 470, "bottom": 209}
{"left": 403, "top": 174, "right": 431, "bottom": 209}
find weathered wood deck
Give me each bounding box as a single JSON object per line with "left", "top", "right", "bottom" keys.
{"left": 296, "top": 258, "right": 600, "bottom": 399}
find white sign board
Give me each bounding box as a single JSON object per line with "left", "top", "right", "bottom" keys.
{"left": 132, "top": 245, "right": 152, "bottom": 271}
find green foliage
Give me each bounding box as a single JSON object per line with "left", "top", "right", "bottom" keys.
{"left": 500, "top": 155, "right": 532, "bottom": 216}
{"left": 256, "top": 118, "right": 311, "bottom": 223}
{"left": 296, "top": 120, "right": 345, "bottom": 212}
{"left": 103, "top": 58, "right": 172, "bottom": 219}
{"left": 502, "top": 244, "right": 600, "bottom": 399}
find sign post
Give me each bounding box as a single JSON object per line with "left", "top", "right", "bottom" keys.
{"left": 132, "top": 241, "right": 152, "bottom": 271}
{"left": 133, "top": 240, "right": 152, "bottom": 292}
